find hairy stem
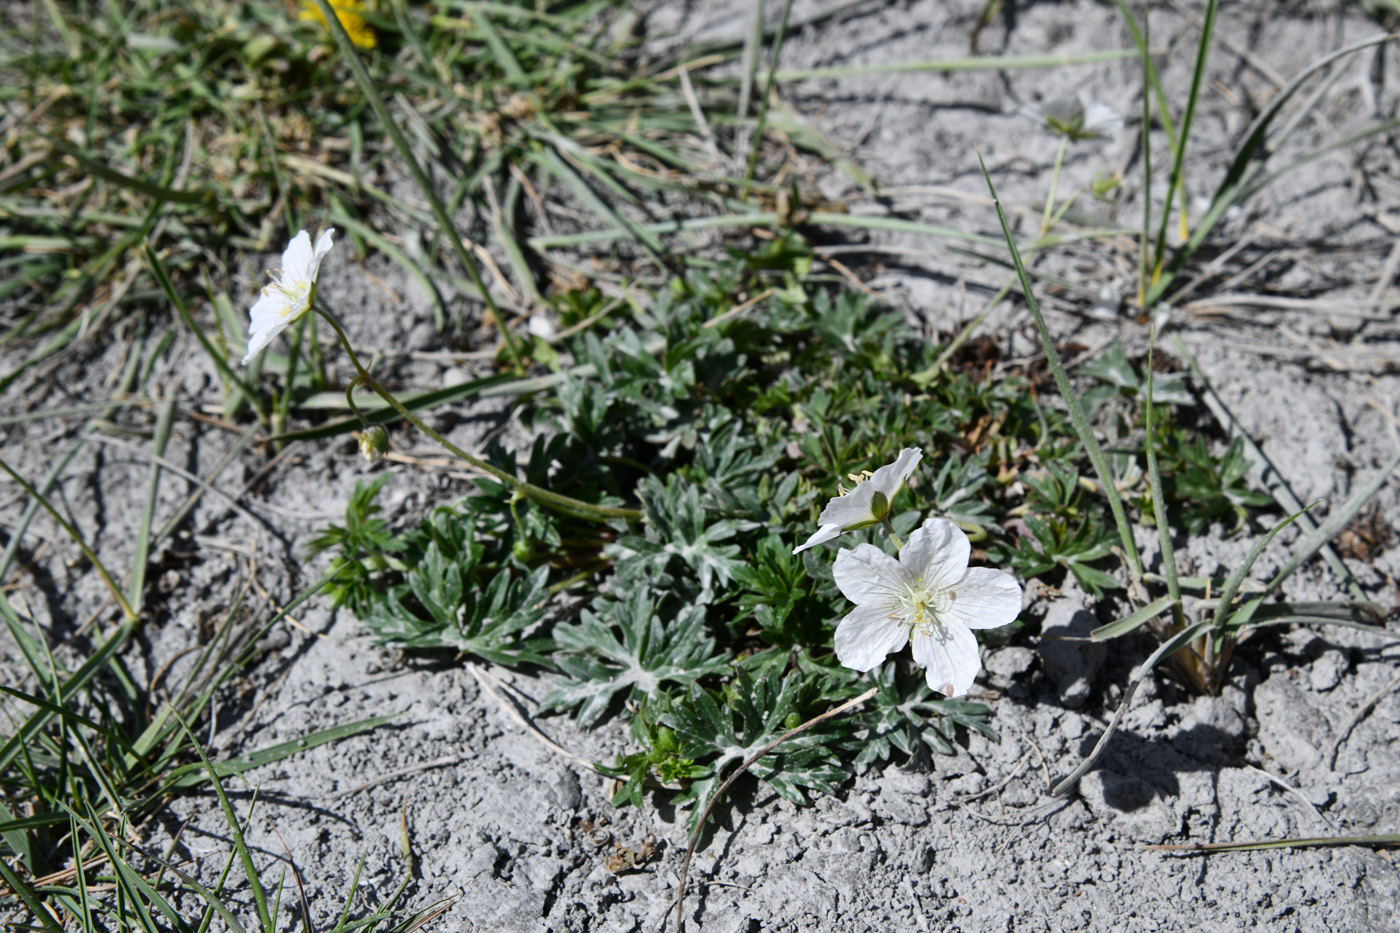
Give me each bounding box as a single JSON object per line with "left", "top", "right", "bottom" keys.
{"left": 315, "top": 306, "right": 641, "bottom": 522}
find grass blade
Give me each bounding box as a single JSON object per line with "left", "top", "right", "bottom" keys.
{"left": 1211, "top": 505, "right": 1315, "bottom": 630}
{"left": 160, "top": 713, "right": 399, "bottom": 789}
{"left": 308, "top": 0, "right": 524, "bottom": 368}
{"left": 1266, "top": 447, "right": 1400, "bottom": 595}
{"left": 0, "top": 855, "right": 65, "bottom": 932}
{"left": 128, "top": 393, "right": 176, "bottom": 616}
{"left": 1146, "top": 33, "right": 1394, "bottom": 306}
{"left": 1091, "top": 594, "right": 1175, "bottom": 641}
{"left": 977, "top": 152, "right": 1142, "bottom": 578}
{"left": 1052, "top": 618, "right": 1213, "bottom": 795}
{"left": 0, "top": 457, "right": 135, "bottom": 621}
{"left": 170, "top": 710, "right": 273, "bottom": 933}
{"left": 145, "top": 243, "right": 268, "bottom": 425}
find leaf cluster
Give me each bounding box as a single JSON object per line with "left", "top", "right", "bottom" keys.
{"left": 319, "top": 242, "right": 1260, "bottom": 828}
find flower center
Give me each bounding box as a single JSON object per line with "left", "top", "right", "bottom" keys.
{"left": 903, "top": 578, "right": 953, "bottom": 636}
{"left": 265, "top": 270, "right": 313, "bottom": 318}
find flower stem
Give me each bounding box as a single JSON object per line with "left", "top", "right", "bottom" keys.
{"left": 315, "top": 306, "right": 640, "bottom": 522}
{"left": 1040, "top": 135, "right": 1069, "bottom": 235}
{"left": 882, "top": 517, "right": 905, "bottom": 550}
{"left": 343, "top": 380, "right": 373, "bottom": 430}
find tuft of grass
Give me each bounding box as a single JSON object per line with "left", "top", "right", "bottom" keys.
{"left": 0, "top": 439, "right": 409, "bottom": 927}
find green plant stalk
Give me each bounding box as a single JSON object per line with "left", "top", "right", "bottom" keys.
{"left": 0, "top": 458, "right": 135, "bottom": 622}
{"left": 880, "top": 517, "right": 905, "bottom": 550}
{"left": 742, "top": 0, "right": 794, "bottom": 198}
{"left": 1136, "top": 6, "right": 1152, "bottom": 308}
{"left": 172, "top": 710, "right": 273, "bottom": 933}
{"left": 276, "top": 316, "right": 306, "bottom": 437}
{"left": 1150, "top": 0, "right": 1217, "bottom": 283}
{"left": 1040, "top": 136, "right": 1069, "bottom": 235}
{"left": 1143, "top": 329, "right": 1183, "bottom": 629}
{"left": 1149, "top": 832, "right": 1400, "bottom": 853}
{"left": 976, "top": 154, "right": 1143, "bottom": 579}
{"left": 1144, "top": 33, "right": 1394, "bottom": 307}
{"left": 314, "top": 306, "right": 641, "bottom": 522}
{"left": 737, "top": 0, "right": 765, "bottom": 119}
{"left": 308, "top": 0, "right": 524, "bottom": 370}
{"left": 768, "top": 47, "right": 1147, "bottom": 80}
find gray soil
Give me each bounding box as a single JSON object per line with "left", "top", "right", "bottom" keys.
{"left": 4, "top": 1, "right": 1400, "bottom": 931}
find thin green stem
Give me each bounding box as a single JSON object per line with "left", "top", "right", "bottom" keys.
{"left": 1150, "top": 0, "right": 1217, "bottom": 284}
{"left": 314, "top": 306, "right": 640, "bottom": 522}
{"left": 308, "top": 0, "right": 524, "bottom": 370}
{"left": 0, "top": 459, "right": 136, "bottom": 622}
{"left": 1144, "top": 327, "right": 1184, "bottom": 631}
{"left": 1137, "top": 6, "right": 1152, "bottom": 308}
{"left": 742, "top": 0, "right": 794, "bottom": 198}
{"left": 344, "top": 380, "right": 373, "bottom": 431}
{"left": 977, "top": 153, "right": 1143, "bottom": 581}
{"left": 1040, "top": 136, "right": 1069, "bottom": 235}
{"left": 881, "top": 517, "right": 905, "bottom": 550}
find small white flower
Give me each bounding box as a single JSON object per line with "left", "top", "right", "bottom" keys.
{"left": 1027, "top": 96, "right": 1123, "bottom": 141}
{"left": 832, "top": 517, "right": 1021, "bottom": 697}
{"left": 793, "top": 448, "right": 923, "bottom": 554}
{"left": 242, "top": 228, "right": 336, "bottom": 365}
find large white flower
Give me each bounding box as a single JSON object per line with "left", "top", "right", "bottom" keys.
{"left": 832, "top": 517, "right": 1021, "bottom": 697}
{"left": 242, "top": 228, "right": 336, "bottom": 365}
{"left": 793, "top": 447, "right": 923, "bottom": 554}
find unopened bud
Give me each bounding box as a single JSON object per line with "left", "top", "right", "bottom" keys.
{"left": 359, "top": 426, "right": 389, "bottom": 464}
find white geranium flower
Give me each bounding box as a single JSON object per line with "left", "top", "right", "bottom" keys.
{"left": 832, "top": 517, "right": 1021, "bottom": 697}
{"left": 1027, "top": 96, "right": 1123, "bottom": 141}
{"left": 793, "top": 447, "right": 923, "bottom": 554}
{"left": 242, "top": 228, "right": 336, "bottom": 365}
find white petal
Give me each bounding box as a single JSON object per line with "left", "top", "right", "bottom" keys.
{"left": 1084, "top": 102, "right": 1123, "bottom": 134}
{"left": 870, "top": 447, "right": 923, "bottom": 497}
{"left": 280, "top": 230, "right": 314, "bottom": 281}
{"left": 948, "top": 567, "right": 1022, "bottom": 630}
{"left": 793, "top": 523, "right": 844, "bottom": 554}
{"left": 833, "top": 543, "right": 910, "bottom": 606}
{"left": 242, "top": 291, "right": 293, "bottom": 364}
{"left": 900, "top": 517, "right": 969, "bottom": 591}
{"left": 307, "top": 228, "right": 336, "bottom": 281}
{"left": 834, "top": 602, "right": 909, "bottom": 671}
{"left": 817, "top": 483, "right": 876, "bottom": 528}
{"left": 911, "top": 622, "right": 980, "bottom": 697}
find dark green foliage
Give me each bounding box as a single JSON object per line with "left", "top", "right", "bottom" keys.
{"left": 1166, "top": 435, "right": 1274, "bottom": 535}
{"left": 309, "top": 475, "right": 403, "bottom": 613}
{"left": 318, "top": 239, "right": 1269, "bottom": 830}
{"left": 661, "top": 667, "right": 850, "bottom": 830}
{"left": 858, "top": 665, "right": 998, "bottom": 768}
{"left": 545, "top": 590, "right": 730, "bottom": 726}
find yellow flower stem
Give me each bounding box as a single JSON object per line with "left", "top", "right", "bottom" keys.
{"left": 315, "top": 306, "right": 640, "bottom": 522}
{"left": 307, "top": 0, "right": 524, "bottom": 372}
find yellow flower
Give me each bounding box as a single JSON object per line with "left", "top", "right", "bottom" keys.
{"left": 299, "top": 0, "right": 376, "bottom": 50}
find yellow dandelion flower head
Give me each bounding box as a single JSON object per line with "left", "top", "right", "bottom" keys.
{"left": 299, "top": 0, "right": 377, "bottom": 50}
